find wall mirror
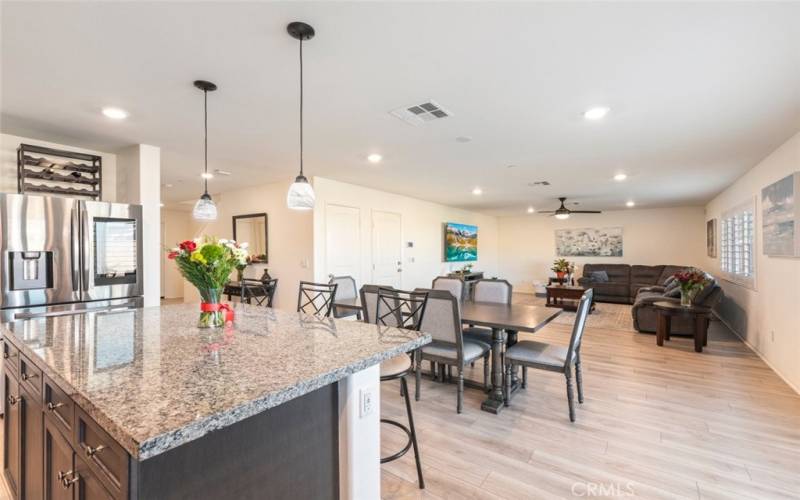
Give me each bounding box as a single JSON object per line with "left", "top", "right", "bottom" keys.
{"left": 233, "top": 213, "right": 268, "bottom": 263}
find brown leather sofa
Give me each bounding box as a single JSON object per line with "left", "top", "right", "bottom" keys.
{"left": 577, "top": 264, "right": 686, "bottom": 304}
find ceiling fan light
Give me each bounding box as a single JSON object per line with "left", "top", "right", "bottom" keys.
{"left": 192, "top": 193, "right": 218, "bottom": 221}
{"left": 555, "top": 213, "right": 570, "bottom": 220}
{"left": 287, "top": 175, "right": 315, "bottom": 210}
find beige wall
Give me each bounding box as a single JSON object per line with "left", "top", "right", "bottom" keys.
{"left": 0, "top": 133, "right": 118, "bottom": 200}
{"left": 497, "top": 207, "right": 706, "bottom": 293}
{"left": 704, "top": 131, "right": 800, "bottom": 392}
{"left": 183, "top": 180, "right": 314, "bottom": 310}
{"left": 312, "top": 177, "right": 499, "bottom": 290}
{"left": 161, "top": 209, "right": 192, "bottom": 299}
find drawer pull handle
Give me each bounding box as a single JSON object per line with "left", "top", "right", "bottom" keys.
{"left": 47, "top": 402, "right": 65, "bottom": 411}
{"left": 21, "top": 372, "right": 38, "bottom": 381}
{"left": 85, "top": 444, "right": 106, "bottom": 457}
{"left": 57, "top": 470, "right": 73, "bottom": 481}
{"left": 3, "top": 352, "right": 14, "bottom": 359}
{"left": 60, "top": 472, "right": 79, "bottom": 489}
{"left": 7, "top": 395, "right": 17, "bottom": 406}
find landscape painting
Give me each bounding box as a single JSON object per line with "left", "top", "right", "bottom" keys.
{"left": 555, "top": 227, "right": 623, "bottom": 257}
{"left": 762, "top": 172, "right": 798, "bottom": 256}
{"left": 444, "top": 222, "right": 478, "bottom": 262}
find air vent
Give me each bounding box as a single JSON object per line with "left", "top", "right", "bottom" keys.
{"left": 214, "top": 169, "right": 232, "bottom": 176}
{"left": 390, "top": 100, "right": 453, "bottom": 126}
{"left": 528, "top": 181, "right": 551, "bottom": 187}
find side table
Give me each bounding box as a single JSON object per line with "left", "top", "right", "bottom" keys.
{"left": 652, "top": 301, "right": 712, "bottom": 353}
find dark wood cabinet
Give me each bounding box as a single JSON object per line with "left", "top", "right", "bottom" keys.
{"left": 44, "top": 418, "right": 73, "bottom": 500}
{"left": 21, "top": 383, "right": 44, "bottom": 500}
{"left": 75, "top": 457, "right": 115, "bottom": 500}
{"left": 4, "top": 371, "right": 21, "bottom": 497}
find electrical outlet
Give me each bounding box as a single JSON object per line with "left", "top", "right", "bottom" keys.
{"left": 359, "top": 387, "right": 376, "bottom": 418}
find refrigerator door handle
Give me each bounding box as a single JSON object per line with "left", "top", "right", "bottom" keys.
{"left": 81, "top": 208, "right": 90, "bottom": 292}
{"left": 71, "top": 208, "right": 81, "bottom": 292}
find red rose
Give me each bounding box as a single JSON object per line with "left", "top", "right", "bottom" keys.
{"left": 179, "top": 240, "right": 196, "bottom": 252}
{"left": 167, "top": 251, "right": 179, "bottom": 260}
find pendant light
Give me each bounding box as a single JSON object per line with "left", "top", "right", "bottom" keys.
{"left": 192, "top": 80, "right": 218, "bottom": 221}
{"left": 286, "top": 22, "right": 316, "bottom": 210}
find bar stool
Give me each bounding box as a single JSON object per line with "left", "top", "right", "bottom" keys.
{"left": 360, "top": 285, "right": 428, "bottom": 489}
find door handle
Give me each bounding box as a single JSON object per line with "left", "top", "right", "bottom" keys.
{"left": 81, "top": 209, "right": 90, "bottom": 292}
{"left": 71, "top": 208, "right": 80, "bottom": 292}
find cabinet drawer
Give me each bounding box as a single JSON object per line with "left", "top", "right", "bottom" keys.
{"left": 3, "top": 340, "right": 19, "bottom": 376}
{"left": 19, "top": 354, "right": 43, "bottom": 397}
{"left": 44, "top": 376, "right": 74, "bottom": 438}
{"left": 75, "top": 407, "right": 128, "bottom": 499}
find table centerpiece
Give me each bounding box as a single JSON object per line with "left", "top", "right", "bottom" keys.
{"left": 672, "top": 268, "right": 709, "bottom": 307}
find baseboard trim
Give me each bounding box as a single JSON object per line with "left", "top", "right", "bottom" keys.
{"left": 713, "top": 311, "right": 800, "bottom": 396}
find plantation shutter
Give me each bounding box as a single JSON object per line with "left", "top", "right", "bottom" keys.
{"left": 720, "top": 198, "right": 756, "bottom": 288}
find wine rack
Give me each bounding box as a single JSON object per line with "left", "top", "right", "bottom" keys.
{"left": 17, "top": 144, "right": 102, "bottom": 199}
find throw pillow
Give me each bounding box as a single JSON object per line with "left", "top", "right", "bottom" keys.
{"left": 664, "top": 284, "right": 681, "bottom": 298}
{"left": 663, "top": 275, "right": 676, "bottom": 288}
{"left": 590, "top": 270, "right": 609, "bottom": 282}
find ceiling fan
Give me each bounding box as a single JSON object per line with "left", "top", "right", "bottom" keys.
{"left": 539, "top": 197, "right": 601, "bottom": 219}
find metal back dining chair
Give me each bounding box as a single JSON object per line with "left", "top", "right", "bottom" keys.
{"left": 504, "top": 289, "right": 593, "bottom": 422}
{"left": 241, "top": 278, "right": 278, "bottom": 307}
{"left": 329, "top": 275, "right": 361, "bottom": 319}
{"left": 414, "top": 289, "right": 490, "bottom": 413}
{"left": 360, "top": 285, "right": 428, "bottom": 489}
{"left": 297, "top": 281, "right": 338, "bottom": 317}
{"left": 431, "top": 276, "right": 465, "bottom": 304}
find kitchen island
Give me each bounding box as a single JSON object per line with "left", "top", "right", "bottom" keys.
{"left": 1, "top": 303, "right": 430, "bottom": 499}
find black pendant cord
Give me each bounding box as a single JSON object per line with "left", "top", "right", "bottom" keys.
{"left": 299, "top": 37, "right": 304, "bottom": 178}
{"left": 203, "top": 88, "right": 209, "bottom": 195}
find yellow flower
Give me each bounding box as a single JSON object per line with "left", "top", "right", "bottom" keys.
{"left": 190, "top": 252, "right": 207, "bottom": 265}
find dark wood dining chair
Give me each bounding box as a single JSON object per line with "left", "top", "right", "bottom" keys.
{"left": 296, "top": 281, "right": 338, "bottom": 317}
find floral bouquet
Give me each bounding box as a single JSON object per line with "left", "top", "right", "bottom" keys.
{"left": 672, "top": 268, "right": 709, "bottom": 307}
{"left": 167, "top": 237, "right": 248, "bottom": 327}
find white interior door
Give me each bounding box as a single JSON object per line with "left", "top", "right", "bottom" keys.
{"left": 326, "top": 204, "right": 361, "bottom": 282}
{"left": 371, "top": 210, "right": 402, "bottom": 287}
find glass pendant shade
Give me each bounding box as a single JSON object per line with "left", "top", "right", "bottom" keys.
{"left": 286, "top": 175, "right": 315, "bottom": 210}
{"left": 555, "top": 213, "right": 570, "bottom": 220}
{"left": 193, "top": 193, "right": 218, "bottom": 221}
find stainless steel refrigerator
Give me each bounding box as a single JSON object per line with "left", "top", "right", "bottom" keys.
{"left": 0, "top": 193, "right": 144, "bottom": 322}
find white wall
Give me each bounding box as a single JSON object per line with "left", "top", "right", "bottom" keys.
{"left": 312, "top": 177, "right": 499, "bottom": 290}
{"left": 497, "top": 206, "right": 706, "bottom": 293}
{"left": 0, "top": 133, "right": 118, "bottom": 200}
{"left": 183, "top": 180, "right": 314, "bottom": 310}
{"left": 704, "top": 131, "right": 800, "bottom": 392}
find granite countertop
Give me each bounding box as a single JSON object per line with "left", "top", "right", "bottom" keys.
{"left": 1, "top": 303, "right": 430, "bottom": 460}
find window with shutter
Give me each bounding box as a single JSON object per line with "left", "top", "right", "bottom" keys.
{"left": 719, "top": 198, "right": 756, "bottom": 288}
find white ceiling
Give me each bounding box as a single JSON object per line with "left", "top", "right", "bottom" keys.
{"left": 2, "top": 2, "right": 799, "bottom": 215}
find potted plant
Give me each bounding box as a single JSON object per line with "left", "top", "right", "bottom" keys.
{"left": 672, "top": 268, "right": 709, "bottom": 307}
{"left": 551, "top": 258, "right": 572, "bottom": 283}
{"left": 167, "top": 237, "right": 249, "bottom": 327}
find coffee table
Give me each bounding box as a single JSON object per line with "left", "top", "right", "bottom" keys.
{"left": 653, "top": 301, "right": 712, "bottom": 352}
{"left": 546, "top": 285, "right": 595, "bottom": 313}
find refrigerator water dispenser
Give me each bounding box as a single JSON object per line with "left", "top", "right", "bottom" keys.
{"left": 8, "top": 251, "right": 53, "bottom": 290}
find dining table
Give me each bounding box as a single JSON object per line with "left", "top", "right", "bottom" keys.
{"left": 460, "top": 301, "right": 562, "bottom": 413}
{"left": 332, "top": 295, "right": 563, "bottom": 414}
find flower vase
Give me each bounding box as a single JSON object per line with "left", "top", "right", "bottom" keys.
{"left": 556, "top": 271, "right": 566, "bottom": 283}
{"left": 680, "top": 289, "right": 693, "bottom": 307}
{"left": 198, "top": 288, "right": 226, "bottom": 328}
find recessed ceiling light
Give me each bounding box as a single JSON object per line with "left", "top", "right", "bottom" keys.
{"left": 164, "top": 183, "right": 173, "bottom": 188}
{"left": 201, "top": 172, "right": 213, "bottom": 179}
{"left": 626, "top": 200, "right": 635, "bottom": 207}
{"left": 472, "top": 187, "right": 483, "bottom": 195}
{"left": 584, "top": 107, "right": 610, "bottom": 121}
{"left": 455, "top": 136, "right": 472, "bottom": 143}
{"left": 159, "top": 203, "right": 164, "bottom": 207}
{"left": 102, "top": 107, "right": 129, "bottom": 120}
{"left": 614, "top": 173, "right": 627, "bottom": 181}
{"left": 367, "top": 154, "right": 382, "bottom": 164}
{"left": 527, "top": 206, "right": 535, "bottom": 214}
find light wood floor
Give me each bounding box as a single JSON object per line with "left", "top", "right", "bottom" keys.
{"left": 380, "top": 299, "right": 800, "bottom": 499}
{"left": 1, "top": 300, "right": 797, "bottom": 499}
